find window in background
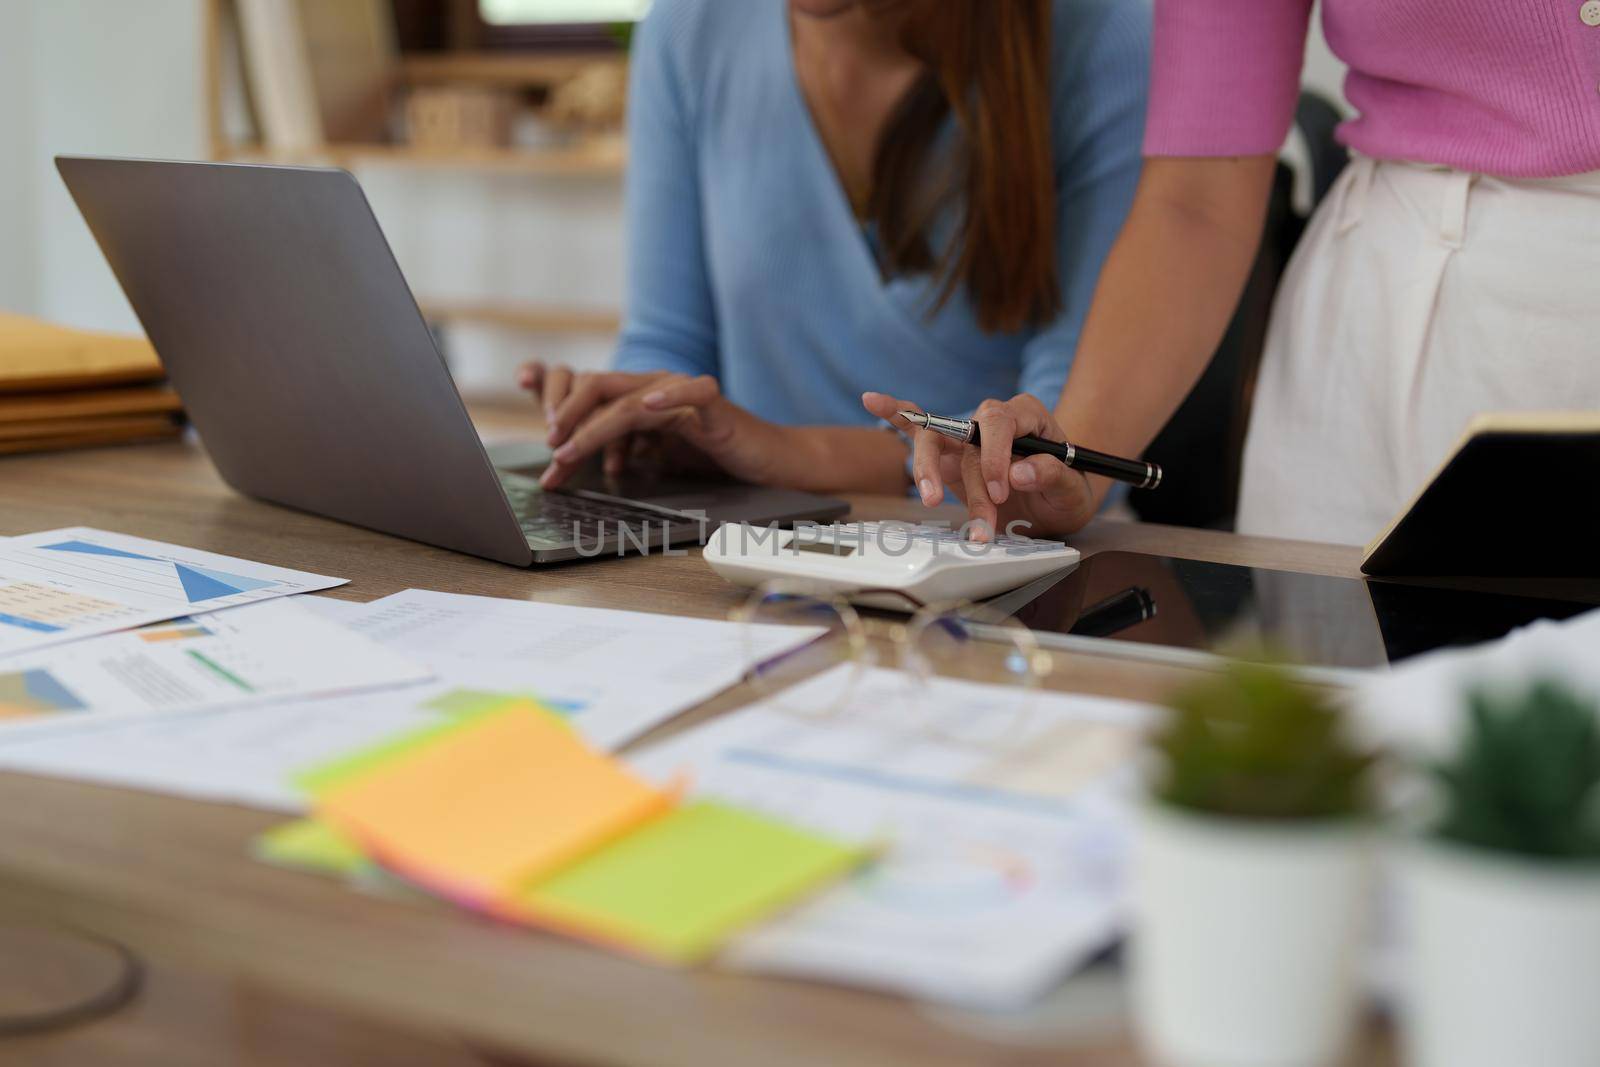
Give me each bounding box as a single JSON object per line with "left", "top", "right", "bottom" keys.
{"left": 479, "top": 0, "right": 651, "bottom": 25}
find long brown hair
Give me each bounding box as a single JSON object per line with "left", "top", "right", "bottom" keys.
{"left": 866, "top": 0, "right": 1059, "bottom": 334}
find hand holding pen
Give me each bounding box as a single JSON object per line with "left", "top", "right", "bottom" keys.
{"left": 897, "top": 411, "right": 1161, "bottom": 490}
{"left": 861, "top": 391, "right": 1153, "bottom": 541}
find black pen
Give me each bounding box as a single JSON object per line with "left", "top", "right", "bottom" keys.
{"left": 899, "top": 410, "right": 1162, "bottom": 490}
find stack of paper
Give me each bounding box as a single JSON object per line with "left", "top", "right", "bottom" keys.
{"left": 327, "top": 589, "right": 825, "bottom": 750}
{"left": 0, "top": 314, "right": 183, "bottom": 456}
{"left": 629, "top": 666, "right": 1157, "bottom": 1008}
{"left": 263, "top": 666, "right": 1158, "bottom": 1005}
{"left": 0, "top": 527, "right": 434, "bottom": 745}
{"left": 0, "top": 590, "right": 823, "bottom": 811}
{"left": 0, "top": 599, "right": 428, "bottom": 734}
{"left": 281, "top": 701, "right": 867, "bottom": 963}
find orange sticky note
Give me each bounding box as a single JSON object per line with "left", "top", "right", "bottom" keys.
{"left": 315, "top": 703, "right": 671, "bottom": 905}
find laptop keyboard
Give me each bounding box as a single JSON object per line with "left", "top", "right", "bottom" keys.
{"left": 498, "top": 474, "right": 698, "bottom": 549}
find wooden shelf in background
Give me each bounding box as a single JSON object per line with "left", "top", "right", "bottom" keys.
{"left": 419, "top": 302, "right": 621, "bottom": 335}
{"left": 401, "top": 52, "right": 625, "bottom": 89}
{"left": 217, "top": 137, "right": 625, "bottom": 177}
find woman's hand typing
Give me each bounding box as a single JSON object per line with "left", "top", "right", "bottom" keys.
{"left": 518, "top": 361, "right": 797, "bottom": 489}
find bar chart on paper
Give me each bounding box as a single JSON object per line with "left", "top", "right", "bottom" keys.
{"left": 0, "top": 668, "right": 89, "bottom": 719}
{"left": 0, "top": 527, "right": 346, "bottom": 656}
{"left": 0, "top": 598, "right": 430, "bottom": 740}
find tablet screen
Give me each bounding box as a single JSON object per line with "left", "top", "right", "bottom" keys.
{"left": 990, "top": 551, "right": 1592, "bottom": 670}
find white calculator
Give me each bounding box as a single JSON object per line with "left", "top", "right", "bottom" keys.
{"left": 702, "top": 521, "right": 1081, "bottom": 608}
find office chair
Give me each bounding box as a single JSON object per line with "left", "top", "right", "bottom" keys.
{"left": 1127, "top": 92, "right": 1348, "bottom": 529}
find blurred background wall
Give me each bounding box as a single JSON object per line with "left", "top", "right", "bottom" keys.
{"left": 4, "top": 1, "right": 207, "bottom": 334}
{"left": 0, "top": 0, "right": 42, "bottom": 317}
{"left": 0, "top": 0, "right": 1346, "bottom": 397}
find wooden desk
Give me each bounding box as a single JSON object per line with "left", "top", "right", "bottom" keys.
{"left": 0, "top": 405, "right": 1392, "bottom": 1066}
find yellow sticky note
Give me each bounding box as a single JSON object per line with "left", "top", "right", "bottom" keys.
{"left": 315, "top": 703, "right": 671, "bottom": 904}
{"left": 510, "top": 800, "right": 867, "bottom": 964}
{"left": 255, "top": 818, "right": 370, "bottom": 878}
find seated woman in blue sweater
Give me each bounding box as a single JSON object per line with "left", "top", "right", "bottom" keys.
{"left": 522, "top": 0, "right": 1149, "bottom": 507}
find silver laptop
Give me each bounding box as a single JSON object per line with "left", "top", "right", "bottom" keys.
{"left": 57, "top": 156, "right": 848, "bottom": 565}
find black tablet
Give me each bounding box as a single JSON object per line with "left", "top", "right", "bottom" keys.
{"left": 991, "top": 551, "right": 1593, "bottom": 674}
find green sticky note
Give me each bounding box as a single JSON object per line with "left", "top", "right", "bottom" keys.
{"left": 293, "top": 694, "right": 568, "bottom": 799}
{"left": 513, "top": 801, "right": 865, "bottom": 964}
{"left": 255, "top": 818, "right": 370, "bottom": 878}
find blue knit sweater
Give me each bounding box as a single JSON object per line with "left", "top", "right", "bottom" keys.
{"left": 614, "top": 0, "right": 1151, "bottom": 427}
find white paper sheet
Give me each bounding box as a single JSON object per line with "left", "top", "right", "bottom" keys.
{"left": 295, "top": 595, "right": 371, "bottom": 624}
{"left": 0, "top": 598, "right": 430, "bottom": 737}
{"left": 0, "top": 527, "right": 346, "bottom": 657}
{"left": 629, "top": 666, "right": 1156, "bottom": 1009}
{"left": 0, "top": 589, "right": 821, "bottom": 810}
{"left": 336, "top": 588, "right": 823, "bottom": 750}
{"left": 0, "top": 683, "right": 447, "bottom": 811}
{"left": 1352, "top": 605, "right": 1600, "bottom": 756}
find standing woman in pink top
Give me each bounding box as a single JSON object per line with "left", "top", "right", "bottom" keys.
{"left": 866, "top": 0, "right": 1600, "bottom": 545}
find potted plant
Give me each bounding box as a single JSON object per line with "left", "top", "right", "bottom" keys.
{"left": 1400, "top": 678, "right": 1600, "bottom": 1067}
{"left": 1131, "top": 660, "right": 1379, "bottom": 1067}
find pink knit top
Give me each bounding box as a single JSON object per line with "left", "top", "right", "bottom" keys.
{"left": 1142, "top": 0, "right": 1600, "bottom": 177}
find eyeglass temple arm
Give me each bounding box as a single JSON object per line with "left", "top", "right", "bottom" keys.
{"left": 739, "top": 587, "right": 928, "bottom": 683}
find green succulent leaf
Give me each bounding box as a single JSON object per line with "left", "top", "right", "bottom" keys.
{"left": 1150, "top": 660, "right": 1375, "bottom": 820}
{"left": 1432, "top": 679, "right": 1600, "bottom": 861}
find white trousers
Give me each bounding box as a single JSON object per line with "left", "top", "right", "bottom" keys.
{"left": 1236, "top": 156, "right": 1600, "bottom": 546}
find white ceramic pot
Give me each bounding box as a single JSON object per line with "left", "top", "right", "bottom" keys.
{"left": 1400, "top": 840, "right": 1600, "bottom": 1067}
{"left": 1130, "top": 803, "right": 1374, "bottom": 1067}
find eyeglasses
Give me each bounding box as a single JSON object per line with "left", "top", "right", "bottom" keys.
{"left": 731, "top": 581, "right": 1054, "bottom": 749}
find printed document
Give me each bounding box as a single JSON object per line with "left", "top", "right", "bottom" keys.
{"left": 335, "top": 588, "right": 824, "bottom": 749}
{"left": 0, "top": 598, "right": 429, "bottom": 736}
{"left": 630, "top": 666, "right": 1156, "bottom": 1008}
{"left": 0, "top": 590, "right": 822, "bottom": 810}
{"left": 0, "top": 527, "right": 346, "bottom": 656}
{"left": 0, "top": 683, "right": 453, "bottom": 811}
